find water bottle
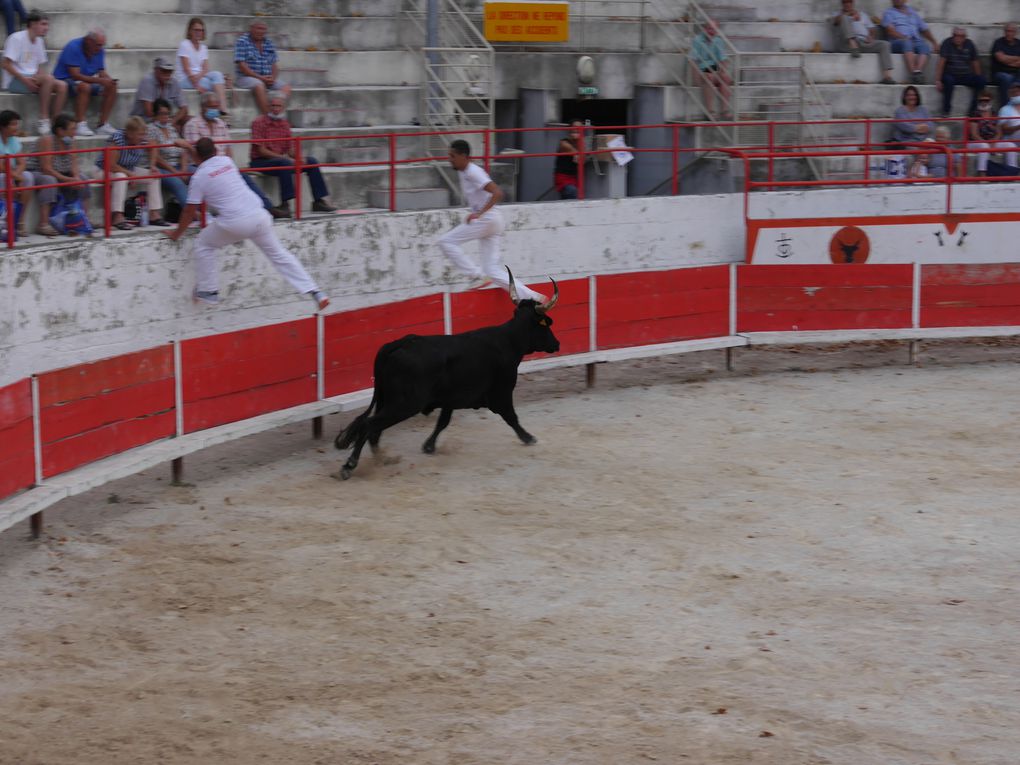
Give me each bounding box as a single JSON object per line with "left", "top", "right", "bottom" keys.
{"left": 139, "top": 192, "right": 149, "bottom": 227}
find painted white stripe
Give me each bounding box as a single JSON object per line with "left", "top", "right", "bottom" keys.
{"left": 173, "top": 340, "right": 183, "bottom": 437}
{"left": 589, "top": 275, "right": 597, "bottom": 352}
{"left": 729, "top": 262, "right": 738, "bottom": 336}
{"left": 443, "top": 291, "right": 452, "bottom": 335}
{"left": 31, "top": 375, "right": 42, "bottom": 486}
{"left": 912, "top": 261, "right": 921, "bottom": 329}
{"left": 316, "top": 313, "right": 325, "bottom": 401}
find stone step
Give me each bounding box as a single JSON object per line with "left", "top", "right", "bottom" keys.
{"left": 728, "top": 35, "right": 782, "bottom": 53}
{"left": 44, "top": 12, "right": 403, "bottom": 51}
{"left": 0, "top": 85, "right": 420, "bottom": 134}
{"left": 699, "top": 4, "right": 758, "bottom": 22}
{"left": 739, "top": 66, "right": 802, "bottom": 85}
{"left": 702, "top": 0, "right": 1016, "bottom": 23}
{"left": 367, "top": 187, "right": 450, "bottom": 211}
{"left": 48, "top": 0, "right": 399, "bottom": 15}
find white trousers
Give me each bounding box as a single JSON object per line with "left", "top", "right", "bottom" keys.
{"left": 437, "top": 209, "right": 544, "bottom": 301}
{"left": 968, "top": 141, "right": 1018, "bottom": 172}
{"left": 111, "top": 167, "right": 163, "bottom": 213}
{"left": 193, "top": 210, "right": 318, "bottom": 295}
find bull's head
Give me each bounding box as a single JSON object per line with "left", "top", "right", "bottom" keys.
{"left": 507, "top": 267, "right": 560, "bottom": 354}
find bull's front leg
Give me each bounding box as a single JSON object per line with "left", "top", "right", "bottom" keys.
{"left": 422, "top": 408, "right": 453, "bottom": 454}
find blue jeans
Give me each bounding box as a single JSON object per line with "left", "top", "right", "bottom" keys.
{"left": 250, "top": 155, "right": 329, "bottom": 204}
{"left": 0, "top": 0, "right": 26, "bottom": 35}
{"left": 158, "top": 167, "right": 189, "bottom": 207}
{"left": 940, "top": 71, "right": 988, "bottom": 115}
{"left": 993, "top": 71, "right": 1020, "bottom": 107}
{"left": 890, "top": 38, "right": 932, "bottom": 56}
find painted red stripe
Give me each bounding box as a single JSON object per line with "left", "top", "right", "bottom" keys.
{"left": 183, "top": 377, "right": 317, "bottom": 433}
{"left": 738, "top": 264, "right": 913, "bottom": 288}
{"left": 922, "top": 284, "right": 1020, "bottom": 307}
{"left": 598, "top": 313, "right": 729, "bottom": 349}
{"left": 0, "top": 418, "right": 34, "bottom": 499}
{"left": 40, "top": 379, "right": 175, "bottom": 444}
{"left": 37, "top": 347, "right": 173, "bottom": 407}
{"left": 42, "top": 411, "right": 176, "bottom": 478}
{"left": 0, "top": 379, "right": 32, "bottom": 423}
{"left": 739, "top": 286, "right": 914, "bottom": 312}
{"left": 921, "top": 263, "right": 1020, "bottom": 286}
{"left": 183, "top": 348, "right": 316, "bottom": 401}
{"left": 921, "top": 306, "right": 1020, "bottom": 328}
{"left": 182, "top": 319, "right": 315, "bottom": 369}
{"left": 738, "top": 309, "right": 913, "bottom": 332}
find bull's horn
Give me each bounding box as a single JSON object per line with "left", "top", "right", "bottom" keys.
{"left": 537, "top": 278, "right": 559, "bottom": 313}
{"left": 506, "top": 266, "right": 520, "bottom": 304}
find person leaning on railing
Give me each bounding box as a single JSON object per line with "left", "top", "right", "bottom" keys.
{"left": 147, "top": 97, "right": 193, "bottom": 210}
{"left": 26, "top": 114, "right": 98, "bottom": 236}
{"left": 0, "top": 108, "right": 38, "bottom": 237}
{"left": 967, "top": 90, "right": 1017, "bottom": 176}
{"left": 96, "top": 115, "right": 169, "bottom": 229}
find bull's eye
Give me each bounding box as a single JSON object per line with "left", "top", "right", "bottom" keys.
{"left": 539, "top": 317, "right": 550, "bottom": 326}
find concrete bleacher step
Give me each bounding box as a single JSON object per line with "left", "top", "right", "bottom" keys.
{"left": 739, "top": 66, "right": 802, "bottom": 85}
{"left": 367, "top": 187, "right": 450, "bottom": 211}
{"left": 58, "top": 0, "right": 400, "bottom": 15}
{"left": 727, "top": 35, "right": 782, "bottom": 53}
{"left": 699, "top": 4, "right": 757, "bottom": 22}
{"left": 45, "top": 12, "right": 402, "bottom": 51}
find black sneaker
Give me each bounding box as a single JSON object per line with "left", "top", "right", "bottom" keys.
{"left": 270, "top": 205, "right": 292, "bottom": 219}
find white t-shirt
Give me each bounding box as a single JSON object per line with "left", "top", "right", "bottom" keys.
{"left": 176, "top": 39, "right": 209, "bottom": 81}
{"left": 458, "top": 161, "right": 495, "bottom": 213}
{"left": 186, "top": 155, "right": 263, "bottom": 220}
{"left": 998, "top": 103, "right": 1020, "bottom": 131}
{"left": 2, "top": 31, "right": 47, "bottom": 89}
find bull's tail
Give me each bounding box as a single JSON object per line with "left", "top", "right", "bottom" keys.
{"left": 334, "top": 394, "right": 377, "bottom": 450}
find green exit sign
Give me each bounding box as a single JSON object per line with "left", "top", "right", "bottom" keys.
{"left": 577, "top": 85, "right": 599, "bottom": 96}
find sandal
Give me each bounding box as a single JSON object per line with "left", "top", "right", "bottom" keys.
{"left": 148, "top": 218, "right": 172, "bottom": 227}
{"left": 36, "top": 223, "right": 59, "bottom": 237}
{"left": 113, "top": 220, "right": 134, "bottom": 230}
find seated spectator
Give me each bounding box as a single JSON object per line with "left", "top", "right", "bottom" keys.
{"left": 0, "top": 108, "right": 35, "bottom": 236}
{"left": 177, "top": 17, "right": 229, "bottom": 118}
{"left": 990, "top": 23, "right": 1020, "bottom": 109}
{"left": 234, "top": 19, "right": 290, "bottom": 115}
{"left": 998, "top": 81, "right": 1020, "bottom": 146}
{"left": 881, "top": 0, "right": 936, "bottom": 84}
{"left": 924, "top": 125, "right": 954, "bottom": 177}
{"left": 131, "top": 57, "right": 187, "bottom": 129}
{"left": 967, "top": 91, "right": 1017, "bottom": 176}
{"left": 0, "top": 0, "right": 26, "bottom": 37}
{"left": 935, "top": 27, "right": 986, "bottom": 118}
{"left": 26, "top": 114, "right": 95, "bottom": 236}
{"left": 891, "top": 85, "right": 933, "bottom": 144}
{"left": 249, "top": 93, "right": 336, "bottom": 216}
{"left": 691, "top": 20, "right": 731, "bottom": 120}
{"left": 183, "top": 92, "right": 283, "bottom": 217}
{"left": 2, "top": 9, "right": 66, "bottom": 134}
{"left": 96, "top": 115, "right": 169, "bottom": 229}
{"left": 553, "top": 121, "right": 584, "bottom": 199}
{"left": 907, "top": 141, "right": 930, "bottom": 178}
{"left": 147, "top": 98, "right": 192, "bottom": 210}
{"left": 830, "top": 0, "right": 895, "bottom": 84}
{"left": 52, "top": 27, "right": 117, "bottom": 137}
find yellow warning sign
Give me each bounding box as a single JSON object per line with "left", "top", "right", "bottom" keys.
{"left": 483, "top": 1, "right": 570, "bottom": 42}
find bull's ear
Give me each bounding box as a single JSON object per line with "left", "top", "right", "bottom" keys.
{"left": 506, "top": 266, "right": 520, "bottom": 304}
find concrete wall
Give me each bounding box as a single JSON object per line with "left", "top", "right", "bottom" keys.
{"left": 0, "top": 195, "right": 742, "bottom": 383}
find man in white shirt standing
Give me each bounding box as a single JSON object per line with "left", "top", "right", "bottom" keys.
{"left": 165, "top": 137, "right": 329, "bottom": 311}
{"left": 438, "top": 139, "right": 545, "bottom": 302}
{"left": 1, "top": 10, "right": 67, "bottom": 134}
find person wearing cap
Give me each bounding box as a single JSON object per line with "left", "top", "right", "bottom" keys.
{"left": 997, "top": 81, "right": 1020, "bottom": 142}
{"left": 131, "top": 56, "right": 188, "bottom": 129}
{"left": 967, "top": 90, "right": 1017, "bottom": 176}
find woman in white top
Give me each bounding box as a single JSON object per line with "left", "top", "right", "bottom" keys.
{"left": 177, "top": 17, "right": 229, "bottom": 114}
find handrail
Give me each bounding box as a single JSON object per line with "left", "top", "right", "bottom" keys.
{"left": 4, "top": 116, "right": 1018, "bottom": 248}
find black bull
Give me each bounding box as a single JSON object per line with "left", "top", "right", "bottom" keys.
{"left": 334, "top": 270, "right": 560, "bottom": 479}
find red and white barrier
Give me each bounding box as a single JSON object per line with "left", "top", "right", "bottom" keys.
{"left": 3, "top": 262, "right": 1020, "bottom": 536}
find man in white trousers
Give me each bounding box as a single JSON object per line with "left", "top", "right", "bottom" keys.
{"left": 166, "top": 137, "right": 329, "bottom": 310}
{"left": 438, "top": 139, "right": 545, "bottom": 302}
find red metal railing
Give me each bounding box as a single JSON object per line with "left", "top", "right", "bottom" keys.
{"left": 3, "top": 116, "right": 1018, "bottom": 248}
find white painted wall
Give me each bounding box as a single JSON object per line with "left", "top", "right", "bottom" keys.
{"left": 0, "top": 195, "right": 742, "bottom": 383}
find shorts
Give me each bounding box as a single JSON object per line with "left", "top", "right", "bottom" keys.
{"left": 7, "top": 77, "right": 35, "bottom": 94}
{"left": 64, "top": 79, "right": 103, "bottom": 95}
{"left": 181, "top": 70, "right": 226, "bottom": 90}
{"left": 890, "top": 38, "right": 932, "bottom": 56}
{"left": 699, "top": 65, "right": 719, "bottom": 73}
{"left": 235, "top": 75, "right": 288, "bottom": 90}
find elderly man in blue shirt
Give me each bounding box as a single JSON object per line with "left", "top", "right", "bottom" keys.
{"left": 234, "top": 19, "right": 291, "bottom": 115}
{"left": 882, "top": 0, "right": 937, "bottom": 84}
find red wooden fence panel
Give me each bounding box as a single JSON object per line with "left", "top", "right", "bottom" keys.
{"left": 451, "top": 278, "right": 590, "bottom": 358}
{"left": 37, "top": 347, "right": 175, "bottom": 477}
{"left": 0, "top": 379, "right": 34, "bottom": 499}
{"left": 737, "top": 264, "right": 913, "bottom": 332}
{"left": 324, "top": 294, "right": 445, "bottom": 397}
{"left": 596, "top": 266, "right": 730, "bottom": 349}
{"left": 182, "top": 319, "right": 316, "bottom": 432}
{"left": 921, "top": 264, "right": 1020, "bottom": 327}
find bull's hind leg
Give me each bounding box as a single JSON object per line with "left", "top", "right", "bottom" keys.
{"left": 491, "top": 401, "right": 536, "bottom": 445}
{"left": 422, "top": 408, "right": 453, "bottom": 454}
{"left": 369, "top": 429, "right": 402, "bottom": 466}
{"left": 341, "top": 408, "right": 418, "bottom": 479}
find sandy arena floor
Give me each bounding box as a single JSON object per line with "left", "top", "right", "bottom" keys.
{"left": 1, "top": 340, "right": 1018, "bottom": 765}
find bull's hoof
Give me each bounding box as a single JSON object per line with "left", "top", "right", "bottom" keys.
{"left": 521, "top": 434, "right": 537, "bottom": 445}
{"left": 422, "top": 441, "right": 436, "bottom": 454}
{"left": 339, "top": 465, "right": 354, "bottom": 480}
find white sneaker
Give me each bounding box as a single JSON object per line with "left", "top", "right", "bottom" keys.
{"left": 75, "top": 122, "right": 95, "bottom": 137}
{"left": 36, "top": 118, "right": 51, "bottom": 135}
{"left": 96, "top": 122, "right": 117, "bottom": 136}
{"left": 309, "top": 290, "right": 330, "bottom": 311}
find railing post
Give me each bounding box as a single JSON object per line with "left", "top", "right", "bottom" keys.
{"left": 864, "top": 119, "right": 872, "bottom": 180}
{"left": 4, "top": 155, "right": 13, "bottom": 249}
{"left": 671, "top": 123, "right": 679, "bottom": 196}
{"left": 945, "top": 144, "right": 953, "bottom": 216}
{"left": 483, "top": 127, "right": 491, "bottom": 174}
{"left": 577, "top": 124, "right": 586, "bottom": 200}
{"left": 388, "top": 132, "right": 397, "bottom": 212}
{"left": 294, "top": 135, "right": 303, "bottom": 220}
{"left": 767, "top": 121, "right": 775, "bottom": 188}
{"left": 102, "top": 145, "right": 112, "bottom": 238}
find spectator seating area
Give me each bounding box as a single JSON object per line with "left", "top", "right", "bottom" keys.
{"left": 1, "top": 0, "right": 1018, "bottom": 245}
